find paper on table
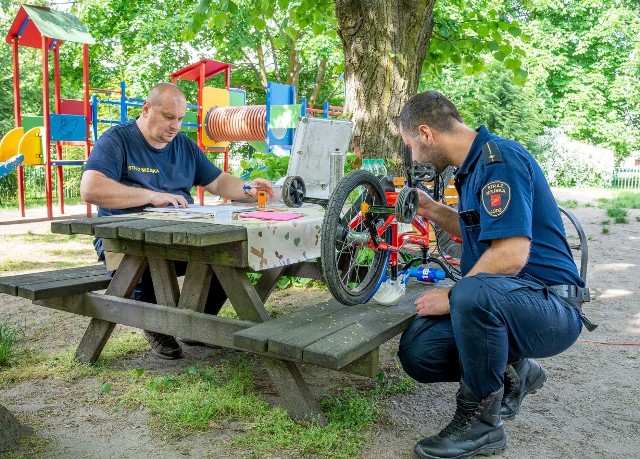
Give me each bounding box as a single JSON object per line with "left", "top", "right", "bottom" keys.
{"left": 238, "top": 210, "right": 304, "bottom": 221}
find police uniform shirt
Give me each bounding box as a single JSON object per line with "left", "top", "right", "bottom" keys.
{"left": 454, "top": 126, "right": 584, "bottom": 287}
{"left": 85, "top": 120, "right": 222, "bottom": 216}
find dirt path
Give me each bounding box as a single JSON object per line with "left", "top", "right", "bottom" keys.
{"left": 0, "top": 194, "right": 639, "bottom": 458}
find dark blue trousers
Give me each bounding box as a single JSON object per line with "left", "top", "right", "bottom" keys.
{"left": 398, "top": 273, "right": 582, "bottom": 399}
{"left": 94, "top": 237, "right": 227, "bottom": 315}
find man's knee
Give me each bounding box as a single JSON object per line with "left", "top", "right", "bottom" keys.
{"left": 449, "top": 276, "right": 492, "bottom": 316}
{"left": 398, "top": 317, "right": 460, "bottom": 383}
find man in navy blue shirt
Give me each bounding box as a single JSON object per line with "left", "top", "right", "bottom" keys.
{"left": 81, "top": 82, "right": 273, "bottom": 360}
{"left": 396, "top": 91, "right": 592, "bottom": 459}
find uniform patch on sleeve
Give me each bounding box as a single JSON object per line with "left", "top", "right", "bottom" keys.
{"left": 481, "top": 181, "right": 511, "bottom": 217}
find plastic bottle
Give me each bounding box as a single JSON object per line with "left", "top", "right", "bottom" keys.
{"left": 377, "top": 159, "right": 388, "bottom": 176}
{"left": 330, "top": 148, "right": 345, "bottom": 193}
{"left": 361, "top": 158, "right": 372, "bottom": 172}
{"left": 407, "top": 266, "right": 446, "bottom": 283}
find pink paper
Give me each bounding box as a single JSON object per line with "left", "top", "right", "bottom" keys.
{"left": 238, "top": 210, "right": 304, "bottom": 221}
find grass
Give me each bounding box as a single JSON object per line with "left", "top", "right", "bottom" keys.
{"left": 0, "top": 196, "right": 85, "bottom": 210}
{"left": 0, "top": 323, "right": 23, "bottom": 367}
{"left": 117, "top": 358, "right": 415, "bottom": 458}
{"left": 0, "top": 332, "right": 148, "bottom": 384}
{"left": 597, "top": 191, "right": 640, "bottom": 226}
{"left": 605, "top": 207, "right": 629, "bottom": 223}
{"left": 602, "top": 191, "right": 640, "bottom": 209}
{"left": 2, "top": 232, "right": 91, "bottom": 244}
{"left": 1, "top": 333, "right": 416, "bottom": 458}
{"left": 556, "top": 199, "right": 579, "bottom": 208}
{"left": 0, "top": 259, "right": 93, "bottom": 272}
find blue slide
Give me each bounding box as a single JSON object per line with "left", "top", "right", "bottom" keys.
{"left": 0, "top": 154, "right": 24, "bottom": 179}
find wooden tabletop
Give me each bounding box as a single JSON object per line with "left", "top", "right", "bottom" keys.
{"left": 51, "top": 215, "right": 248, "bottom": 247}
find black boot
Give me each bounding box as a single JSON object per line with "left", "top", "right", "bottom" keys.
{"left": 414, "top": 382, "right": 507, "bottom": 459}
{"left": 500, "top": 358, "right": 547, "bottom": 420}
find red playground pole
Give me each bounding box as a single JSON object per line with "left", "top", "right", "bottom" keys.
{"left": 41, "top": 35, "right": 53, "bottom": 220}
{"left": 83, "top": 44, "right": 92, "bottom": 217}
{"left": 12, "top": 37, "right": 26, "bottom": 218}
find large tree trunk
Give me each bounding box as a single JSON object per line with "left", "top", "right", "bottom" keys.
{"left": 335, "top": 0, "right": 435, "bottom": 169}
{"left": 0, "top": 404, "right": 31, "bottom": 451}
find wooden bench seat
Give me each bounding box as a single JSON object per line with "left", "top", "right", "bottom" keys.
{"left": 0, "top": 265, "right": 111, "bottom": 301}
{"left": 234, "top": 283, "right": 424, "bottom": 375}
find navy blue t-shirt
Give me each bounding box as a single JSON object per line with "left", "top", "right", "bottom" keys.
{"left": 455, "top": 126, "right": 584, "bottom": 287}
{"left": 84, "top": 121, "right": 221, "bottom": 216}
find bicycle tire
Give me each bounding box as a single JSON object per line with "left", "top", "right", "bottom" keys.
{"left": 321, "top": 169, "right": 389, "bottom": 305}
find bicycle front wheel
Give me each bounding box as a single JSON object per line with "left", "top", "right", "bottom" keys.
{"left": 321, "top": 169, "right": 389, "bottom": 305}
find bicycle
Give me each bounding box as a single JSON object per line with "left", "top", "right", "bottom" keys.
{"left": 282, "top": 148, "right": 588, "bottom": 307}
{"left": 317, "top": 146, "right": 462, "bottom": 306}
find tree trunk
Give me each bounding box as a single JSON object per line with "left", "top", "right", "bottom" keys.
{"left": 0, "top": 404, "right": 32, "bottom": 451}
{"left": 335, "top": 0, "right": 435, "bottom": 169}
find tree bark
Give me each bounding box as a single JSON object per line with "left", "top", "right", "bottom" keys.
{"left": 335, "top": 0, "right": 435, "bottom": 168}
{"left": 0, "top": 404, "right": 32, "bottom": 451}
{"left": 309, "top": 59, "right": 328, "bottom": 108}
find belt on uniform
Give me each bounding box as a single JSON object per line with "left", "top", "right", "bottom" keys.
{"left": 548, "top": 284, "right": 598, "bottom": 332}
{"left": 548, "top": 284, "right": 591, "bottom": 303}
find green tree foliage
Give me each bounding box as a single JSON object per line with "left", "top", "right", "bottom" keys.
{"left": 522, "top": 0, "right": 640, "bottom": 162}
{"left": 424, "top": 63, "right": 546, "bottom": 147}
{"left": 185, "top": 0, "right": 344, "bottom": 107}
{"left": 427, "top": 0, "right": 530, "bottom": 85}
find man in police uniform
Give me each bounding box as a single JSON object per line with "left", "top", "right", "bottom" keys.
{"left": 396, "top": 91, "right": 594, "bottom": 459}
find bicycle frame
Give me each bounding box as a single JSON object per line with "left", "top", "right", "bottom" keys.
{"left": 348, "top": 190, "right": 460, "bottom": 285}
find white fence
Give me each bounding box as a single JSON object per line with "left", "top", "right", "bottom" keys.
{"left": 610, "top": 168, "right": 640, "bottom": 189}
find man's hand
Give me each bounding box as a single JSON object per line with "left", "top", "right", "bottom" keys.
{"left": 148, "top": 191, "right": 189, "bottom": 208}
{"left": 245, "top": 178, "right": 276, "bottom": 199}
{"left": 417, "top": 188, "right": 437, "bottom": 219}
{"left": 414, "top": 287, "right": 451, "bottom": 316}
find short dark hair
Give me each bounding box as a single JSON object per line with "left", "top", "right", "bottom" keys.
{"left": 398, "top": 91, "right": 462, "bottom": 136}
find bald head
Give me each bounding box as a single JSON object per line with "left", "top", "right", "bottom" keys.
{"left": 146, "top": 82, "right": 186, "bottom": 107}
{"left": 137, "top": 83, "right": 187, "bottom": 149}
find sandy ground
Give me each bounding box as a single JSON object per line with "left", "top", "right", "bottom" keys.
{"left": 0, "top": 190, "right": 639, "bottom": 458}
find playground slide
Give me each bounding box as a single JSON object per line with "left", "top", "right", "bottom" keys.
{"left": 0, "top": 154, "right": 24, "bottom": 179}
{"left": 0, "top": 126, "right": 44, "bottom": 167}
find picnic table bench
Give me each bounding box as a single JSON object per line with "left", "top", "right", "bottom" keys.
{"left": 0, "top": 212, "right": 424, "bottom": 425}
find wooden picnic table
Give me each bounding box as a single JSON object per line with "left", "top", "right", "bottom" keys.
{"left": 1, "top": 209, "right": 421, "bottom": 425}
{"left": 48, "top": 211, "right": 332, "bottom": 422}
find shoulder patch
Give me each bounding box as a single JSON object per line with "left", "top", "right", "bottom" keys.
{"left": 481, "top": 181, "right": 511, "bottom": 217}
{"left": 481, "top": 141, "right": 503, "bottom": 165}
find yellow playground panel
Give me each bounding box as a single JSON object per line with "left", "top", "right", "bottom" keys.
{"left": 0, "top": 127, "right": 24, "bottom": 161}
{"left": 17, "top": 127, "right": 45, "bottom": 165}
{"left": 1, "top": 126, "right": 45, "bottom": 166}
{"left": 201, "top": 87, "right": 231, "bottom": 148}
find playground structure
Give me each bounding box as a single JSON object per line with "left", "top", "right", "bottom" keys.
{"left": 1, "top": 5, "right": 345, "bottom": 219}
{"left": 1, "top": 4, "right": 94, "bottom": 219}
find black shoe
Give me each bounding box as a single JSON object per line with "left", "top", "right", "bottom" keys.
{"left": 176, "top": 337, "right": 222, "bottom": 349}
{"left": 414, "top": 381, "right": 507, "bottom": 459}
{"left": 142, "top": 330, "right": 183, "bottom": 360}
{"left": 500, "top": 358, "right": 547, "bottom": 420}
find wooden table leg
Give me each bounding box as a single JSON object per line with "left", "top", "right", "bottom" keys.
{"left": 178, "top": 262, "right": 213, "bottom": 313}
{"left": 213, "top": 265, "right": 327, "bottom": 426}
{"left": 147, "top": 257, "right": 180, "bottom": 307}
{"left": 75, "top": 254, "right": 147, "bottom": 363}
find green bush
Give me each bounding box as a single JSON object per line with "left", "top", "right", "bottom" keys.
{"left": 530, "top": 128, "right": 614, "bottom": 187}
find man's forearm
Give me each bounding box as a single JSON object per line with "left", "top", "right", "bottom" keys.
{"left": 86, "top": 181, "right": 154, "bottom": 209}
{"left": 421, "top": 201, "right": 462, "bottom": 238}
{"left": 465, "top": 237, "right": 530, "bottom": 277}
